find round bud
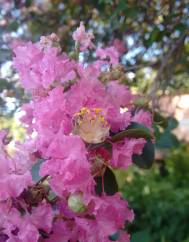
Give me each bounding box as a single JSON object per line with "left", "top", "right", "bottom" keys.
{"left": 68, "top": 193, "right": 86, "bottom": 213}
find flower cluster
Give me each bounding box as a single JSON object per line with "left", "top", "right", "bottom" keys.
{"left": 0, "top": 23, "right": 153, "bottom": 242}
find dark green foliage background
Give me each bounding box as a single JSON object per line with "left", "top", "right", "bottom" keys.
{"left": 122, "top": 145, "right": 189, "bottom": 242}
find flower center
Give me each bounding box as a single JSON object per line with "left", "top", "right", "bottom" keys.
{"left": 73, "top": 107, "right": 110, "bottom": 144}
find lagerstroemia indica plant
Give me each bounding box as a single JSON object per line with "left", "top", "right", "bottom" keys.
{"left": 0, "top": 23, "right": 154, "bottom": 242}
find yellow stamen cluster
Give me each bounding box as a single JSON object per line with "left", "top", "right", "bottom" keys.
{"left": 73, "top": 107, "right": 110, "bottom": 144}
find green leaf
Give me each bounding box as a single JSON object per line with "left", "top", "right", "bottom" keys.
{"left": 153, "top": 124, "right": 161, "bottom": 139}
{"left": 167, "top": 117, "right": 178, "bottom": 130}
{"left": 111, "top": 122, "right": 152, "bottom": 142}
{"left": 95, "top": 167, "right": 118, "bottom": 196}
{"left": 145, "top": 27, "right": 162, "bottom": 47}
{"left": 156, "top": 131, "right": 179, "bottom": 149}
{"left": 111, "top": 129, "right": 151, "bottom": 141}
{"left": 98, "top": 0, "right": 113, "bottom": 4}
{"left": 124, "top": 7, "right": 139, "bottom": 19}
{"left": 133, "top": 140, "right": 155, "bottom": 169}
{"left": 131, "top": 230, "right": 151, "bottom": 242}
{"left": 7, "top": 21, "right": 19, "bottom": 31}
{"left": 175, "top": 23, "right": 187, "bottom": 33}
{"left": 155, "top": 116, "right": 179, "bottom": 149}
{"left": 133, "top": 97, "right": 149, "bottom": 108}
{"left": 111, "top": 0, "right": 126, "bottom": 18}
{"left": 25, "top": 0, "right": 32, "bottom": 7}
{"left": 153, "top": 112, "right": 168, "bottom": 128}
{"left": 128, "top": 122, "right": 152, "bottom": 132}
{"left": 0, "top": 78, "right": 13, "bottom": 91}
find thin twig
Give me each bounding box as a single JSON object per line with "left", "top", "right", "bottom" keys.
{"left": 125, "top": 62, "right": 159, "bottom": 72}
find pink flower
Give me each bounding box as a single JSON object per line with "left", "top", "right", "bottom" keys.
{"left": 62, "top": 74, "right": 132, "bottom": 133}
{"left": 74, "top": 193, "right": 134, "bottom": 242}
{"left": 72, "top": 22, "right": 95, "bottom": 51}
{"left": 106, "top": 107, "right": 131, "bottom": 132}
{"left": 112, "top": 38, "right": 126, "bottom": 56}
{"left": 96, "top": 46, "right": 119, "bottom": 64}
{"left": 46, "top": 193, "right": 133, "bottom": 242}
{"left": 0, "top": 206, "right": 39, "bottom": 242}
{"left": 30, "top": 203, "right": 53, "bottom": 233}
{"left": 39, "top": 33, "right": 60, "bottom": 50}
{"left": 45, "top": 220, "right": 77, "bottom": 242}
{"left": 118, "top": 231, "right": 131, "bottom": 242}
{"left": 107, "top": 81, "right": 133, "bottom": 108}
{"left": 32, "top": 87, "right": 71, "bottom": 154}
{"left": 0, "top": 131, "right": 32, "bottom": 202}
{"left": 13, "top": 42, "right": 76, "bottom": 90}
{"left": 40, "top": 135, "right": 94, "bottom": 195}
{"left": 16, "top": 223, "right": 39, "bottom": 242}
{"left": 111, "top": 138, "right": 146, "bottom": 169}
{"left": 0, "top": 171, "right": 32, "bottom": 201}
{"left": 13, "top": 41, "right": 43, "bottom": 90}
{"left": 132, "top": 110, "right": 152, "bottom": 129}
{"left": 7, "top": 24, "right": 154, "bottom": 242}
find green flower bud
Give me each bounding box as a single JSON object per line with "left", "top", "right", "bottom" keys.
{"left": 68, "top": 193, "right": 86, "bottom": 213}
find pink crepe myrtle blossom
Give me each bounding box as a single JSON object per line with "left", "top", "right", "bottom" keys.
{"left": 0, "top": 202, "right": 53, "bottom": 242}
{"left": 96, "top": 46, "right": 119, "bottom": 65}
{"left": 13, "top": 42, "right": 76, "bottom": 91}
{"left": 112, "top": 38, "right": 127, "bottom": 55}
{"left": 111, "top": 138, "right": 146, "bottom": 169}
{"left": 72, "top": 22, "right": 95, "bottom": 51}
{"left": 132, "top": 109, "right": 153, "bottom": 129}
{"left": 72, "top": 193, "right": 134, "bottom": 242}
{"left": 39, "top": 33, "right": 61, "bottom": 51}
{"left": 0, "top": 23, "right": 154, "bottom": 241}
{"left": 40, "top": 135, "right": 95, "bottom": 195}
{"left": 0, "top": 131, "right": 32, "bottom": 202}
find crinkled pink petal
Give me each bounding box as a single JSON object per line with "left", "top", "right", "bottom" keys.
{"left": 132, "top": 110, "right": 152, "bottom": 129}
{"left": 40, "top": 135, "right": 94, "bottom": 195}
{"left": 72, "top": 22, "right": 95, "bottom": 51}
{"left": 0, "top": 171, "right": 32, "bottom": 201}
{"left": 112, "top": 38, "right": 126, "bottom": 56}
{"left": 30, "top": 203, "right": 53, "bottom": 233}
{"left": 13, "top": 42, "right": 76, "bottom": 91}
{"left": 111, "top": 138, "right": 146, "bottom": 169}
{"left": 107, "top": 81, "right": 133, "bottom": 107}
{"left": 96, "top": 47, "right": 119, "bottom": 64}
